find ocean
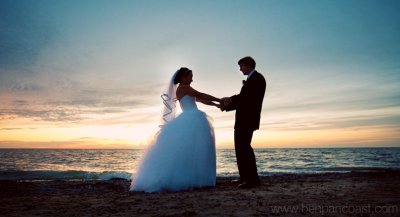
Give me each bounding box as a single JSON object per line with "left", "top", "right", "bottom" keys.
{"left": 0, "top": 148, "right": 399, "bottom": 180}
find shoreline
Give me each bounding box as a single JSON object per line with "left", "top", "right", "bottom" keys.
{"left": 1, "top": 168, "right": 399, "bottom": 182}
{"left": 1, "top": 170, "right": 399, "bottom": 217}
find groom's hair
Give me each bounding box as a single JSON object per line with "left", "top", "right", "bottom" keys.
{"left": 238, "top": 56, "right": 256, "bottom": 69}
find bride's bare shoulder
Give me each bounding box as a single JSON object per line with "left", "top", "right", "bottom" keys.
{"left": 176, "top": 85, "right": 186, "bottom": 100}
{"left": 176, "top": 85, "right": 194, "bottom": 100}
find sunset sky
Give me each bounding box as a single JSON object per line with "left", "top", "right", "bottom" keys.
{"left": 1, "top": 0, "right": 399, "bottom": 149}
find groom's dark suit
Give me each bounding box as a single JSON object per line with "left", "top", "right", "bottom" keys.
{"left": 226, "top": 71, "right": 266, "bottom": 184}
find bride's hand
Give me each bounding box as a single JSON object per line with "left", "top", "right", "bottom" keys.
{"left": 216, "top": 102, "right": 225, "bottom": 111}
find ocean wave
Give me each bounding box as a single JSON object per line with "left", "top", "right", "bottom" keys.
{"left": 2, "top": 168, "right": 399, "bottom": 181}
{"left": 0, "top": 170, "right": 132, "bottom": 181}
{"left": 1, "top": 148, "right": 399, "bottom": 180}
{"left": 316, "top": 166, "right": 400, "bottom": 172}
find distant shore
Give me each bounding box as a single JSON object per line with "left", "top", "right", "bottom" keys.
{"left": 1, "top": 170, "right": 399, "bottom": 217}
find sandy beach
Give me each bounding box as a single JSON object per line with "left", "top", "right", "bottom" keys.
{"left": 1, "top": 170, "right": 399, "bottom": 217}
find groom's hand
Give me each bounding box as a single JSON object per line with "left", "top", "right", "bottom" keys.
{"left": 220, "top": 97, "right": 232, "bottom": 111}
{"left": 222, "top": 97, "right": 232, "bottom": 107}
{"left": 219, "top": 98, "right": 226, "bottom": 111}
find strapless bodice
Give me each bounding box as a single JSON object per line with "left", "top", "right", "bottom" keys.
{"left": 179, "top": 95, "right": 198, "bottom": 111}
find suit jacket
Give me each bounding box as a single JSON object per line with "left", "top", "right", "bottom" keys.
{"left": 226, "top": 71, "right": 266, "bottom": 131}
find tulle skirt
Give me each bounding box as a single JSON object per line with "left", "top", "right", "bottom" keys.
{"left": 130, "top": 109, "right": 216, "bottom": 192}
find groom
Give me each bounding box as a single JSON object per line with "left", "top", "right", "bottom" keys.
{"left": 221, "top": 56, "right": 266, "bottom": 189}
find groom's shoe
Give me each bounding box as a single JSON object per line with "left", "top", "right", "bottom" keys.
{"left": 237, "top": 181, "right": 261, "bottom": 189}
{"left": 231, "top": 179, "right": 245, "bottom": 185}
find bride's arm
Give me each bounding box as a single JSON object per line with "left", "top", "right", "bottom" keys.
{"left": 181, "top": 86, "right": 220, "bottom": 106}
{"left": 196, "top": 98, "right": 220, "bottom": 108}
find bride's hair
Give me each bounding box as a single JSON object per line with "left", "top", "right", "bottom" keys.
{"left": 173, "top": 67, "right": 190, "bottom": 84}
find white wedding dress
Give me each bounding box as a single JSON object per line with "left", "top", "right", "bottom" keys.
{"left": 130, "top": 95, "right": 216, "bottom": 192}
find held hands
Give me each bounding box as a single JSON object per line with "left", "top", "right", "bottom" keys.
{"left": 197, "top": 97, "right": 230, "bottom": 111}
{"left": 219, "top": 97, "right": 232, "bottom": 111}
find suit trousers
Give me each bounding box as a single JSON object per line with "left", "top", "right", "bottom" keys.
{"left": 234, "top": 129, "right": 260, "bottom": 184}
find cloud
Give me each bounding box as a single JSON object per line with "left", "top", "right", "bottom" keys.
{"left": 0, "top": 139, "right": 136, "bottom": 149}
{"left": 261, "top": 77, "right": 400, "bottom": 132}
{"left": 0, "top": 77, "right": 164, "bottom": 123}
{"left": 0, "top": 127, "right": 25, "bottom": 131}
{"left": 264, "top": 112, "right": 400, "bottom": 132}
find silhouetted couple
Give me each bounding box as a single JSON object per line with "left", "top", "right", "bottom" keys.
{"left": 131, "top": 56, "right": 266, "bottom": 192}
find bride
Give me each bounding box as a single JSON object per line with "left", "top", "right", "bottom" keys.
{"left": 130, "top": 67, "right": 221, "bottom": 192}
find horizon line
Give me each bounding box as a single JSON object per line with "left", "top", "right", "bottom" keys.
{"left": 1, "top": 146, "right": 399, "bottom": 150}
